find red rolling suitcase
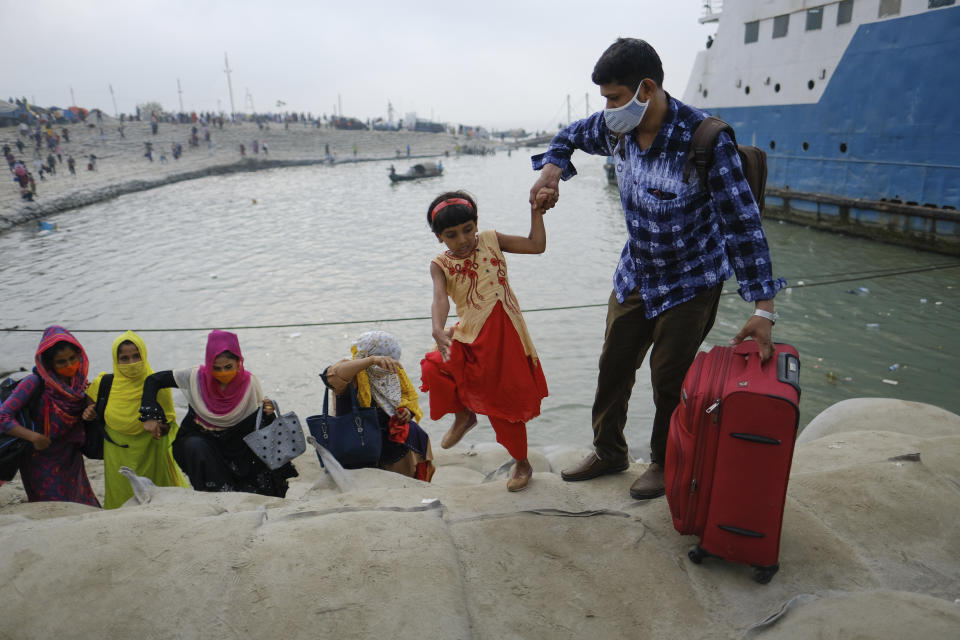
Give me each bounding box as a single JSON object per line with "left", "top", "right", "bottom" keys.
{"left": 665, "top": 341, "right": 800, "bottom": 583}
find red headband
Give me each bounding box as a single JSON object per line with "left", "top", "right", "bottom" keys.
{"left": 430, "top": 198, "right": 473, "bottom": 222}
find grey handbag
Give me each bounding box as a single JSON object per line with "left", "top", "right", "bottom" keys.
{"left": 243, "top": 401, "right": 306, "bottom": 469}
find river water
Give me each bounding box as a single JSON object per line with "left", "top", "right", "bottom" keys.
{"left": 1, "top": 151, "right": 958, "bottom": 461}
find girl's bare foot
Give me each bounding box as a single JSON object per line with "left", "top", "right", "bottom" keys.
{"left": 506, "top": 458, "right": 532, "bottom": 492}
{"left": 441, "top": 410, "right": 477, "bottom": 449}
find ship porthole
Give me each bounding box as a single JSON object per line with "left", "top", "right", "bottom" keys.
{"left": 807, "top": 80, "right": 815, "bottom": 90}
{"left": 769, "top": 140, "right": 776, "bottom": 150}
{"left": 702, "top": 89, "right": 708, "bottom": 98}
{"left": 802, "top": 141, "right": 810, "bottom": 151}
{"left": 774, "top": 83, "right": 781, "bottom": 92}
{"left": 840, "top": 142, "right": 847, "bottom": 153}
{"left": 745, "top": 86, "right": 751, "bottom": 95}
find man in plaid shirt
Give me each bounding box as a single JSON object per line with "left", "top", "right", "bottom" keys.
{"left": 530, "top": 38, "right": 785, "bottom": 499}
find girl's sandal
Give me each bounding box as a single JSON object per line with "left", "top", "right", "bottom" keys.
{"left": 441, "top": 412, "right": 477, "bottom": 449}
{"left": 507, "top": 463, "right": 533, "bottom": 492}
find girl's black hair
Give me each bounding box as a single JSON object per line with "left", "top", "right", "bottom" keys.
{"left": 427, "top": 190, "right": 478, "bottom": 234}
{"left": 117, "top": 339, "right": 137, "bottom": 357}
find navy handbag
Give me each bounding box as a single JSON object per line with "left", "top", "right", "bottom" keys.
{"left": 306, "top": 385, "right": 382, "bottom": 469}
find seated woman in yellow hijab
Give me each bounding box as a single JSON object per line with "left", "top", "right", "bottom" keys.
{"left": 86, "top": 331, "right": 188, "bottom": 508}
{"left": 321, "top": 331, "right": 434, "bottom": 481}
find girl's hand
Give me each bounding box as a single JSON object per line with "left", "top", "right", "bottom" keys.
{"left": 434, "top": 327, "right": 454, "bottom": 361}
{"left": 142, "top": 419, "right": 163, "bottom": 439}
{"left": 263, "top": 399, "right": 275, "bottom": 416}
{"left": 368, "top": 356, "right": 401, "bottom": 373}
{"left": 31, "top": 433, "right": 51, "bottom": 451}
{"left": 82, "top": 404, "right": 97, "bottom": 421}
{"left": 395, "top": 407, "right": 412, "bottom": 422}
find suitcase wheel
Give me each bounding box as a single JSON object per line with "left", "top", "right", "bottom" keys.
{"left": 752, "top": 564, "right": 779, "bottom": 584}
{"left": 688, "top": 545, "right": 707, "bottom": 564}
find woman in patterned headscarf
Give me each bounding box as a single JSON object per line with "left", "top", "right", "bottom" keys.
{"left": 321, "top": 331, "right": 434, "bottom": 480}
{"left": 0, "top": 326, "right": 99, "bottom": 506}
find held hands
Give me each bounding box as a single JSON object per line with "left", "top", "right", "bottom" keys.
{"left": 81, "top": 404, "right": 97, "bottom": 422}
{"left": 532, "top": 187, "right": 559, "bottom": 215}
{"left": 529, "top": 163, "right": 563, "bottom": 209}
{"left": 142, "top": 419, "right": 166, "bottom": 440}
{"left": 395, "top": 406, "right": 413, "bottom": 422}
{"left": 263, "top": 398, "right": 275, "bottom": 416}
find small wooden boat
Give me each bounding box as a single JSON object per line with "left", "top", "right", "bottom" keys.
{"left": 389, "top": 163, "right": 443, "bottom": 182}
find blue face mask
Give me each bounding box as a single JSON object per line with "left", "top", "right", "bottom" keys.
{"left": 603, "top": 83, "right": 649, "bottom": 135}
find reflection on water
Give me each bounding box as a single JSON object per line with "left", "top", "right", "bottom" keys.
{"left": 1, "top": 151, "right": 957, "bottom": 460}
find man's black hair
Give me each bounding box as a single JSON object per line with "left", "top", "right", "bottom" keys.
{"left": 591, "top": 38, "right": 664, "bottom": 91}
{"left": 427, "top": 190, "right": 478, "bottom": 234}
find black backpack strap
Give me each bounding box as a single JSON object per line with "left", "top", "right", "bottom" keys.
{"left": 684, "top": 116, "right": 736, "bottom": 188}
{"left": 94, "top": 374, "right": 128, "bottom": 449}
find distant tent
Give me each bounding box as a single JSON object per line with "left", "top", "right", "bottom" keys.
{"left": 0, "top": 100, "right": 18, "bottom": 118}
{"left": 50, "top": 107, "right": 77, "bottom": 121}
{"left": 68, "top": 106, "right": 89, "bottom": 119}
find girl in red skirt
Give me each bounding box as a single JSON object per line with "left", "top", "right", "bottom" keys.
{"left": 420, "top": 189, "right": 555, "bottom": 491}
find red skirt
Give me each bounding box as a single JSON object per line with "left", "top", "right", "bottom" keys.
{"left": 420, "top": 302, "right": 548, "bottom": 423}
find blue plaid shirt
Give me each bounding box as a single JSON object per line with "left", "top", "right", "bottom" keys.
{"left": 532, "top": 96, "right": 785, "bottom": 318}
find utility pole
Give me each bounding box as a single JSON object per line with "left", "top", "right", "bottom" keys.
{"left": 177, "top": 78, "right": 184, "bottom": 113}
{"left": 585, "top": 92, "right": 590, "bottom": 117}
{"left": 70, "top": 86, "right": 76, "bottom": 106}
{"left": 245, "top": 87, "right": 255, "bottom": 113}
{"left": 109, "top": 84, "right": 118, "bottom": 118}
{"left": 566, "top": 94, "right": 572, "bottom": 125}
{"left": 337, "top": 94, "right": 342, "bottom": 117}
{"left": 387, "top": 101, "right": 394, "bottom": 126}
{"left": 223, "top": 52, "right": 236, "bottom": 121}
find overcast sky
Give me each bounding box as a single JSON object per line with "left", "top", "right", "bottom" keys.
{"left": 2, "top": 0, "right": 712, "bottom": 131}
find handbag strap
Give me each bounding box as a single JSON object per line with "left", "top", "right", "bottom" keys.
{"left": 254, "top": 399, "right": 283, "bottom": 431}
{"left": 322, "top": 384, "right": 363, "bottom": 418}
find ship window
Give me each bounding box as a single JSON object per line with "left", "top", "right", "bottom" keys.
{"left": 774, "top": 83, "right": 781, "bottom": 92}
{"left": 806, "top": 7, "right": 823, "bottom": 30}
{"left": 808, "top": 80, "right": 816, "bottom": 89}
{"left": 745, "top": 86, "right": 751, "bottom": 94}
{"left": 879, "top": 0, "right": 901, "bottom": 17}
{"left": 702, "top": 89, "right": 709, "bottom": 98}
{"left": 837, "top": 0, "right": 854, "bottom": 24}
{"left": 802, "top": 142, "right": 809, "bottom": 151}
{"left": 840, "top": 142, "right": 848, "bottom": 153}
{"left": 769, "top": 141, "right": 776, "bottom": 150}
{"left": 772, "top": 14, "right": 789, "bottom": 38}
{"left": 929, "top": 0, "right": 955, "bottom": 7}
{"left": 744, "top": 21, "right": 759, "bottom": 43}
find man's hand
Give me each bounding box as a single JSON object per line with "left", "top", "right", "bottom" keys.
{"left": 529, "top": 163, "right": 563, "bottom": 207}
{"left": 729, "top": 316, "right": 774, "bottom": 362}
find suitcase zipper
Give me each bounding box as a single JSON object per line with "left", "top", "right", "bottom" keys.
{"left": 680, "top": 348, "right": 734, "bottom": 532}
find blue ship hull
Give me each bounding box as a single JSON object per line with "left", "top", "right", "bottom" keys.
{"left": 704, "top": 6, "right": 959, "bottom": 209}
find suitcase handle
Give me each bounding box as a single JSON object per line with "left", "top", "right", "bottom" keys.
{"left": 777, "top": 352, "right": 801, "bottom": 397}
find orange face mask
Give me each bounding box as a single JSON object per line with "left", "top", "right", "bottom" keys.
{"left": 55, "top": 362, "right": 81, "bottom": 378}
{"left": 212, "top": 369, "right": 237, "bottom": 384}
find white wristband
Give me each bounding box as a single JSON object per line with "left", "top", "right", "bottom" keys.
{"left": 753, "top": 309, "right": 779, "bottom": 324}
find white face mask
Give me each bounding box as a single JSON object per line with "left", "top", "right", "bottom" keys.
{"left": 603, "top": 82, "right": 649, "bottom": 135}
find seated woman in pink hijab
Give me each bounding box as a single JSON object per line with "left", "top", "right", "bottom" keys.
{"left": 139, "top": 330, "right": 297, "bottom": 497}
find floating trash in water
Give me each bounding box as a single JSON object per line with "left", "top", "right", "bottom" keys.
{"left": 784, "top": 287, "right": 793, "bottom": 294}
{"left": 920, "top": 298, "right": 928, "bottom": 304}
{"left": 866, "top": 323, "right": 880, "bottom": 329}
{"left": 826, "top": 371, "right": 837, "bottom": 383}
{"left": 888, "top": 363, "right": 900, "bottom": 371}
{"left": 859, "top": 286, "right": 870, "bottom": 294}
{"left": 797, "top": 280, "right": 805, "bottom": 286}
{"left": 844, "top": 377, "right": 853, "bottom": 382}
{"left": 210, "top": 274, "right": 218, "bottom": 279}
{"left": 882, "top": 379, "right": 899, "bottom": 385}
{"left": 935, "top": 301, "right": 944, "bottom": 306}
